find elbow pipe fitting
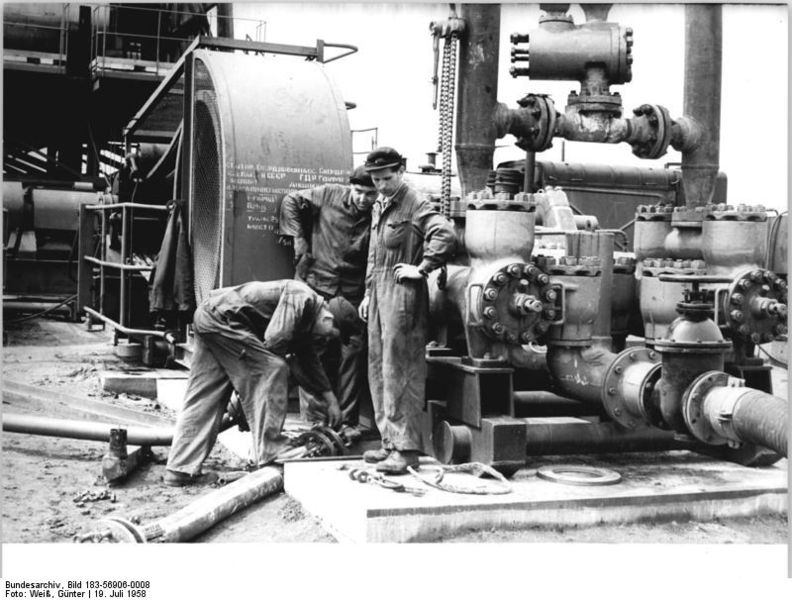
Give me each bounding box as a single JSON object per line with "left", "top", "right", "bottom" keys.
{"left": 547, "top": 343, "right": 619, "bottom": 404}
{"left": 683, "top": 371, "right": 788, "bottom": 457}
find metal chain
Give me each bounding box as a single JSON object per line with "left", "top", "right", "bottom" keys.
{"left": 439, "top": 34, "right": 458, "bottom": 217}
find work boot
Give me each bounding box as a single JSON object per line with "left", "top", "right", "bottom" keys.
{"left": 375, "top": 450, "right": 420, "bottom": 475}
{"left": 163, "top": 469, "right": 216, "bottom": 487}
{"left": 363, "top": 447, "right": 390, "bottom": 463}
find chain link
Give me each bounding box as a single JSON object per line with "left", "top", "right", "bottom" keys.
{"left": 438, "top": 34, "right": 458, "bottom": 217}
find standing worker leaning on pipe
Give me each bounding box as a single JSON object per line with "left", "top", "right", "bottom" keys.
{"left": 359, "top": 147, "right": 457, "bottom": 474}
{"left": 279, "top": 166, "right": 378, "bottom": 441}
{"left": 164, "top": 280, "right": 358, "bottom": 486}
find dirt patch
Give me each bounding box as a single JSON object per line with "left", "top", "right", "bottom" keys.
{"left": 2, "top": 317, "right": 788, "bottom": 544}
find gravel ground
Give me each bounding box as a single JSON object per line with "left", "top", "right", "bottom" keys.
{"left": 1, "top": 316, "right": 788, "bottom": 546}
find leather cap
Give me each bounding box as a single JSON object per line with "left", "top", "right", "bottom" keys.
{"left": 364, "top": 147, "right": 404, "bottom": 172}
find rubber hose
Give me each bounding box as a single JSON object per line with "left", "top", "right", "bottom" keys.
{"left": 731, "top": 391, "right": 788, "bottom": 457}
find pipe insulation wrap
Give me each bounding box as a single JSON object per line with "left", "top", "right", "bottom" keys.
{"left": 703, "top": 387, "right": 788, "bottom": 457}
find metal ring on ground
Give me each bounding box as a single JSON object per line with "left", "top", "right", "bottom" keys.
{"left": 537, "top": 465, "right": 622, "bottom": 486}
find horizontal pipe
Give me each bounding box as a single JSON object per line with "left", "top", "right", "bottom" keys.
{"left": 83, "top": 306, "right": 175, "bottom": 342}
{"left": 2, "top": 301, "right": 73, "bottom": 314}
{"left": 85, "top": 203, "right": 169, "bottom": 212}
{"left": 524, "top": 420, "right": 696, "bottom": 455}
{"left": 3, "top": 412, "right": 236, "bottom": 446}
{"left": 2, "top": 412, "right": 174, "bottom": 445}
{"left": 83, "top": 256, "right": 154, "bottom": 271}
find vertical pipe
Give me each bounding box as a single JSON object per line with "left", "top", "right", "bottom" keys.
{"left": 100, "top": 207, "right": 106, "bottom": 318}
{"left": 120, "top": 206, "right": 128, "bottom": 327}
{"left": 455, "top": 3, "right": 501, "bottom": 197}
{"left": 77, "top": 204, "right": 93, "bottom": 322}
{"left": 681, "top": 4, "right": 722, "bottom": 208}
{"left": 216, "top": 4, "right": 235, "bottom": 39}
{"left": 524, "top": 151, "right": 536, "bottom": 193}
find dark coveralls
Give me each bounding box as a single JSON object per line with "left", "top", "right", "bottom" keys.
{"left": 365, "top": 182, "right": 456, "bottom": 451}
{"left": 279, "top": 184, "right": 371, "bottom": 426}
{"left": 166, "top": 280, "right": 332, "bottom": 475}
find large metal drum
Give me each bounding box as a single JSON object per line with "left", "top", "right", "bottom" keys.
{"left": 187, "top": 50, "right": 353, "bottom": 302}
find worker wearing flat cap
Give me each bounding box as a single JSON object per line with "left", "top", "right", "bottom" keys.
{"left": 279, "top": 166, "right": 378, "bottom": 438}
{"left": 164, "top": 280, "right": 358, "bottom": 486}
{"left": 359, "top": 147, "right": 457, "bottom": 474}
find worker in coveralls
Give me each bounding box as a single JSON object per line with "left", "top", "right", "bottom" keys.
{"left": 279, "top": 166, "right": 378, "bottom": 438}
{"left": 164, "top": 280, "right": 358, "bottom": 486}
{"left": 358, "top": 147, "right": 457, "bottom": 474}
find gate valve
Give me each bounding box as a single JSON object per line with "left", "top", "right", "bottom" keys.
{"left": 658, "top": 274, "right": 732, "bottom": 321}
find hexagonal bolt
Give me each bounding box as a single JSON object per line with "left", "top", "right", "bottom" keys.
{"left": 738, "top": 279, "right": 752, "bottom": 291}
{"left": 493, "top": 272, "right": 508, "bottom": 286}
{"left": 739, "top": 324, "right": 751, "bottom": 336}
{"left": 543, "top": 308, "right": 557, "bottom": 320}
{"left": 543, "top": 288, "right": 557, "bottom": 302}
{"left": 508, "top": 264, "right": 523, "bottom": 277}
{"left": 524, "top": 297, "right": 544, "bottom": 313}
{"left": 730, "top": 293, "right": 744, "bottom": 306}
{"left": 750, "top": 270, "right": 764, "bottom": 282}
{"left": 750, "top": 332, "right": 762, "bottom": 344}
{"left": 774, "top": 324, "right": 787, "bottom": 336}
{"left": 492, "top": 322, "right": 505, "bottom": 335}
{"left": 537, "top": 274, "right": 550, "bottom": 286}
{"left": 729, "top": 309, "right": 744, "bottom": 323}
{"left": 483, "top": 306, "right": 497, "bottom": 320}
{"left": 535, "top": 321, "right": 550, "bottom": 334}
{"left": 520, "top": 331, "right": 534, "bottom": 343}
{"left": 505, "top": 333, "right": 518, "bottom": 344}
{"left": 484, "top": 288, "right": 498, "bottom": 301}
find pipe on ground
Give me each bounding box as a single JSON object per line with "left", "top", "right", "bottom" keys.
{"left": 143, "top": 467, "right": 283, "bottom": 542}
{"left": 2, "top": 413, "right": 235, "bottom": 446}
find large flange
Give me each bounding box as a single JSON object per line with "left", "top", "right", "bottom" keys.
{"left": 682, "top": 370, "right": 735, "bottom": 446}
{"left": 722, "top": 268, "right": 788, "bottom": 344}
{"left": 478, "top": 262, "right": 562, "bottom": 344}
{"left": 601, "top": 347, "right": 662, "bottom": 430}
{"left": 515, "top": 93, "right": 558, "bottom": 152}
{"left": 631, "top": 104, "right": 673, "bottom": 160}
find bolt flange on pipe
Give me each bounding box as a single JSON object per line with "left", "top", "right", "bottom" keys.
{"left": 682, "top": 371, "right": 788, "bottom": 457}
{"left": 601, "top": 346, "right": 662, "bottom": 429}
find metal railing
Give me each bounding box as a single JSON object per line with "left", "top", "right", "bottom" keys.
{"left": 89, "top": 4, "right": 266, "bottom": 78}
{"left": 80, "top": 201, "right": 168, "bottom": 338}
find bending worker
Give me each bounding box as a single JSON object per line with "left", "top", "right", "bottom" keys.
{"left": 165, "top": 279, "right": 357, "bottom": 486}
{"left": 359, "top": 147, "right": 457, "bottom": 474}
{"left": 279, "top": 166, "right": 378, "bottom": 438}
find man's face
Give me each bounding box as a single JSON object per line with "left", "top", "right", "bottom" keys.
{"left": 312, "top": 307, "right": 340, "bottom": 341}
{"left": 369, "top": 166, "right": 404, "bottom": 197}
{"left": 350, "top": 184, "right": 378, "bottom": 211}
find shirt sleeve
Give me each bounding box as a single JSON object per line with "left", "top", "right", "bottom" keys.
{"left": 263, "top": 285, "right": 332, "bottom": 394}
{"left": 414, "top": 200, "right": 457, "bottom": 274}
{"left": 290, "top": 342, "right": 333, "bottom": 395}
{"left": 278, "top": 186, "right": 329, "bottom": 239}
{"left": 364, "top": 202, "right": 380, "bottom": 294}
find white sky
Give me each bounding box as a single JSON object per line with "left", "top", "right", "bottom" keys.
{"left": 229, "top": 2, "right": 787, "bottom": 209}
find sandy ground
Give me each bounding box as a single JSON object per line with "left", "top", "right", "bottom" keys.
{"left": 1, "top": 316, "right": 788, "bottom": 544}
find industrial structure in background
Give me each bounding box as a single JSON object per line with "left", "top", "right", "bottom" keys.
{"left": 3, "top": 4, "right": 788, "bottom": 477}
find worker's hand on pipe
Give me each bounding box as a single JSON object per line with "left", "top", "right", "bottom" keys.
{"left": 393, "top": 263, "right": 424, "bottom": 283}
{"left": 358, "top": 295, "right": 369, "bottom": 322}
{"left": 322, "top": 391, "right": 342, "bottom": 428}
